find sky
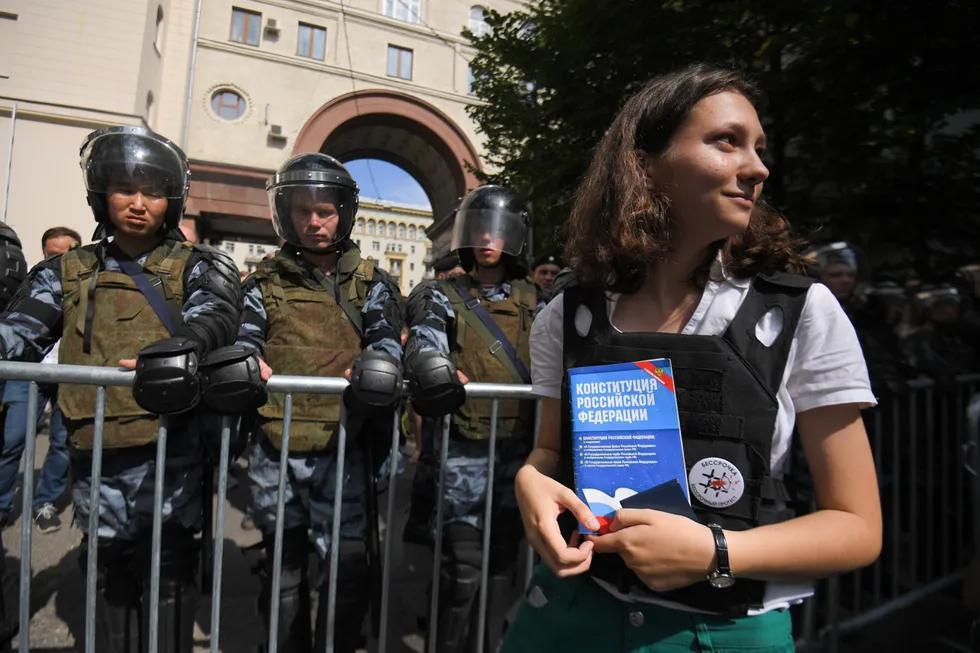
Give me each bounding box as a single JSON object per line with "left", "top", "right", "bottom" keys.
{"left": 345, "top": 158, "right": 432, "bottom": 209}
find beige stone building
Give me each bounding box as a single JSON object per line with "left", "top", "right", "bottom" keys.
{"left": 0, "top": 0, "right": 522, "bottom": 266}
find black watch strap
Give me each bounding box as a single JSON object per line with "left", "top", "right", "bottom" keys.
{"left": 708, "top": 523, "right": 731, "bottom": 574}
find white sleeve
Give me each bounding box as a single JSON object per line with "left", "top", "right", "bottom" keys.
{"left": 530, "top": 294, "right": 565, "bottom": 399}
{"left": 785, "top": 283, "right": 877, "bottom": 413}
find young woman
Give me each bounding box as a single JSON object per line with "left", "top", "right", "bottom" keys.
{"left": 502, "top": 64, "right": 882, "bottom": 652}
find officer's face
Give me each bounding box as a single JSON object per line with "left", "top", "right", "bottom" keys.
{"left": 821, "top": 263, "right": 857, "bottom": 301}
{"left": 106, "top": 181, "right": 168, "bottom": 237}
{"left": 291, "top": 192, "right": 339, "bottom": 251}
{"left": 471, "top": 228, "right": 505, "bottom": 267}
{"left": 42, "top": 235, "right": 78, "bottom": 258}
{"left": 533, "top": 263, "right": 561, "bottom": 290}
{"left": 645, "top": 91, "right": 769, "bottom": 246}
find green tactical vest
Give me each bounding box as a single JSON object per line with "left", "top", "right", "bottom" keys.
{"left": 59, "top": 240, "right": 193, "bottom": 449}
{"left": 255, "top": 247, "right": 376, "bottom": 452}
{"left": 443, "top": 275, "right": 537, "bottom": 441}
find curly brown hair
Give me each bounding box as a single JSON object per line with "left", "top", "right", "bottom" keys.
{"left": 565, "top": 63, "right": 808, "bottom": 292}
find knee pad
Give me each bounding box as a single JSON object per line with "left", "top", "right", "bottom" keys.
{"left": 135, "top": 526, "right": 198, "bottom": 586}
{"left": 261, "top": 526, "right": 310, "bottom": 578}
{"left": 443, "top": 523, "right": 483, "bottom": 572}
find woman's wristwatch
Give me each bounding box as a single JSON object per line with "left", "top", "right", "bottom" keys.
{"left": 706, "top": 523, "right": 736, "bottom": 588}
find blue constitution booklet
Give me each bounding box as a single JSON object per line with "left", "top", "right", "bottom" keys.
{"left": 568, "top": 358, "right": 692, "bottom": 534}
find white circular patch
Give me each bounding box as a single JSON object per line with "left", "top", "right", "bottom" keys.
{"left": 688, "top": 457, "right": 745, "bottom": 509}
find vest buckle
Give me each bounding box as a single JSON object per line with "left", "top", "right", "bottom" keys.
{"left": 490, "top": 340, "right": 503, "bottom": 354}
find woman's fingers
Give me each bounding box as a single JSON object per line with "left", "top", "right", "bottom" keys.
{"left": 557, "top": 486, "right": 600, "bottom": 532}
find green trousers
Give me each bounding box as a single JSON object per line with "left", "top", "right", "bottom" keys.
{"left": 501, "top": 565, "right": 794, "bottom": 653}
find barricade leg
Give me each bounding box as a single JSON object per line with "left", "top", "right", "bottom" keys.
{"left": 147, "top": 416, "right": 169, "bottom": 653}
{"left": 378, "top": 411, "right": 400, "bottom": 653}
{"left": 524, "top": 399, "right": 541, "bottom": 589}
{"left": 209, "top": 415, "right": 233, "bottom": 653}
{"left": 475, "top": 400, "right": 498, "bottom": 653}
{"left": 322, "top": 403, "right": 348, "bottom": 653}
{"left": 426, "top": 415, "right": 451, "bottom": 653}
{"left": 16, "top": 381, "right": 38, "bottom": 653}
{"left": 268, "top": 393, "right": 294, "bottom": 653}
{"left": 84, "top": 387, "right": 107, "bottom": 653}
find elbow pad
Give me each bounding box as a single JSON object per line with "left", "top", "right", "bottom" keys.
{"left": 406, "top": 351, "right": 465, "bottom": 418}
{"left": 132, "top": 337, "right": 200, "bottom": 415}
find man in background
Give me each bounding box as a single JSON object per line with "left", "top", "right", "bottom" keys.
{"left": 0, "top": 226, "right": 81, "bottom": 532}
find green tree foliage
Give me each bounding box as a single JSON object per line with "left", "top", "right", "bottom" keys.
{"left": 466, "top": 0, "right": 980, "bottom": 281}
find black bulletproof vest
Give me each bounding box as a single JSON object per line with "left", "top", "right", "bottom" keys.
{"left": 559, "top": 272, "right": 813, "bottom": 614}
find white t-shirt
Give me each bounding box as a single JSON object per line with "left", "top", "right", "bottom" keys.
{"left": 529, "top": 268, "right": 877, "bottom": 613}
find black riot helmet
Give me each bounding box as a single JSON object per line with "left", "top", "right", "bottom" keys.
{"left": 266, "top": 153, "right": 358, "bottom": 252}
{"left": 0, "top": 223, "right": 27, "bottom": 310}
{"left": 451, "top": 185, "right": 529, "bottom": 270}
{"left": 79, "top": 126, "right": 190, "bottom": 232}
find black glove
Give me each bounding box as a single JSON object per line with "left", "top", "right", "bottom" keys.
{"left": 406, "top": 351, "right": 465, "bottom": 418}
{"left": 345, "top": 350, "right": 403, "bottom": 413}
{"left": 132, "top": 337, "right": 200, "bottom": 415}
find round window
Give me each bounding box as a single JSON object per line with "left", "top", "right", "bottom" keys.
{"left": 210, "top": 89, "right": 247, "bottom": 120}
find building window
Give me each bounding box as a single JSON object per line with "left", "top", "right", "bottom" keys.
{"left": 154, "top": 6, "right": 165, "bottom": 53}
{"left": 383, "top": 0, "right": 420, "bottom": 23}
{"left": 410, "top": 262, "right": 415, "bottom": 271}
{"left": 398, "top": 224, "right": 406, "bottom": 239}
{"left": 467, "top": 66, "right": 476, "bottom": 95}
{"left": 223, "top": 241, "right": 236, "bottom": 253}
{"left": 469, "top": 6, "right": 489, "bottom": 37}
{"left": 387, "top": 223, "right": 396, "bottom": 237}
{"left": 356, "top": 219, "right": 365, "bottom": 233}
{"left": 368, "top": 220, "right": 376, "bottom": 235}
{"left": 230, "top": 7, "right": 261, "bottom": 45}
{"left": 417, "top": 229, "right": 426, "bottom": 240}
{"left": 386, "top": 45, "right": 413, "bottom": 80}
{"left": 211, "top": 89, "right": 247, "bottom": 120}
{"left": 372, "top": 241, "right": 380, "bottom": 251}
{"left": 297, "top": 22, "right": 326, "bottom": 60}
{"left": 408, "top": 225, "right": 416, "bottom": 239}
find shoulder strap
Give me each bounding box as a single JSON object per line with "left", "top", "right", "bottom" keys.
{"left": 108, "top": 243, "right": 181, "bottom": 335}
{"left": 445, "top": 277, "right": 531, "bottom": 384}
{"left": 722, "top": 273, "right": 813, "bottom": 397}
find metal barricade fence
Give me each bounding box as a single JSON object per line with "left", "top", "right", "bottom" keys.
{"left": 796, "top": 373, "right": 980, "bottom": 651}
{"left": 0, "top": 360, "right": 538, "bottom": 653}
{"left": 2, "top": 359, "right": 978, "bottom": 652}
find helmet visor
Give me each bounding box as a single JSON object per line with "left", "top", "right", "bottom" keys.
{"left": 270, "top": 184, "right": 356, "bottom": 249}
{"left": 81, "top": 131, "right": 187, "bottom": 199}
{"left": 450, "top": 208, "right": 527, "bottom": 257}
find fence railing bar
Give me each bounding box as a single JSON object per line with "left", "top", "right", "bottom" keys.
{"left": 872, "top": 409, "right": 883, "bottom": 606}
{"left": 427, "top": 415, "right": 451, "bottom": 653}
{"left": 524, "top": 399, "right": 541, "bottom": 589}
{"left": 908, "top": 391, "right": 918, "bottom": 587}
{"left": 378, "top": 411, "right": 400, "bottom": 653}
{"left": 268, "top": 393, "right": 293, "bottom": 653}
{"left": 890, "top": 400, "right": 900, "bottom": 598}
{"left": 475, "top": 399, "right": 499, "bottom": 653}
{"left": 17, "top": 381, "right": 38, "bottom": 653}
{"left": 84, "top": 387, "right": 106, "bottom": 653}
{"left": 324, "top": 403, "right": 349, "bottom": 653}
{"left": 147, "top": 416, "right": 170, "bottom": 653}
{"left": 209, "top": 415, "right": 233, "bottom": 653}
{"left": 925, "top": 387, "right": 935, "bottom": 583}
{"left": 956, "top": 388, "right": 968, "bottom": 569}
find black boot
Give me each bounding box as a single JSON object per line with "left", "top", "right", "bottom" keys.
{"left": 94, "top": 543, "right": 143, "bottom": 653}
{"left": 258, "top": 528, "right": 312, "bottom": 653}
{"left": 429, "top": 524, "right": 482, "bottom": 653}
{"left": 136, "top": 526, "right": 200, "bottom": 653}
{"left": 314, "top": 543, "right": 369, "bottom": 653}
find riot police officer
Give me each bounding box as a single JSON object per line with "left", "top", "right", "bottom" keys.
{"left": 0, "top": 222, "right": 25, "bottom": 651}
{"left": 237, "top": 153, "right": 403, "bottom": 652}
{"left": 0, "top": 126, "right": 242, "bottom": 653}
{"left": 405, "top": 185, "right": 538, "bottom": 653}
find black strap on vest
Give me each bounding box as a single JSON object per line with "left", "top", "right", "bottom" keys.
{"left": 108, "top": 244, "right": 181, "bottom": 336}
{"left": 447, "top": 278, "right": 531, "bottom": 384}
{"left": 309, "top": 266, "right": 363, "bottom": 338}
{"left": 722, "top": 272, "right": 813, "bottom": 399}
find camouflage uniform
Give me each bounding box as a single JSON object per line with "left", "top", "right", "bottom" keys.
{"left": 406, "top": 273, "right": 536, "bottom": 653}
{"left": 0, "top": 236, "right": 240, "bottom": 540}
{"left": 238, "top": 244, "right": 402, "bottom": 556}
{"left": 238, "top": 243, "right": 402, "bottom": 652}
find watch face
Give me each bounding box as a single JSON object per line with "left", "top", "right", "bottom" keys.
{"left": 709, "top": 574, "right": 736, "bottom": 589}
